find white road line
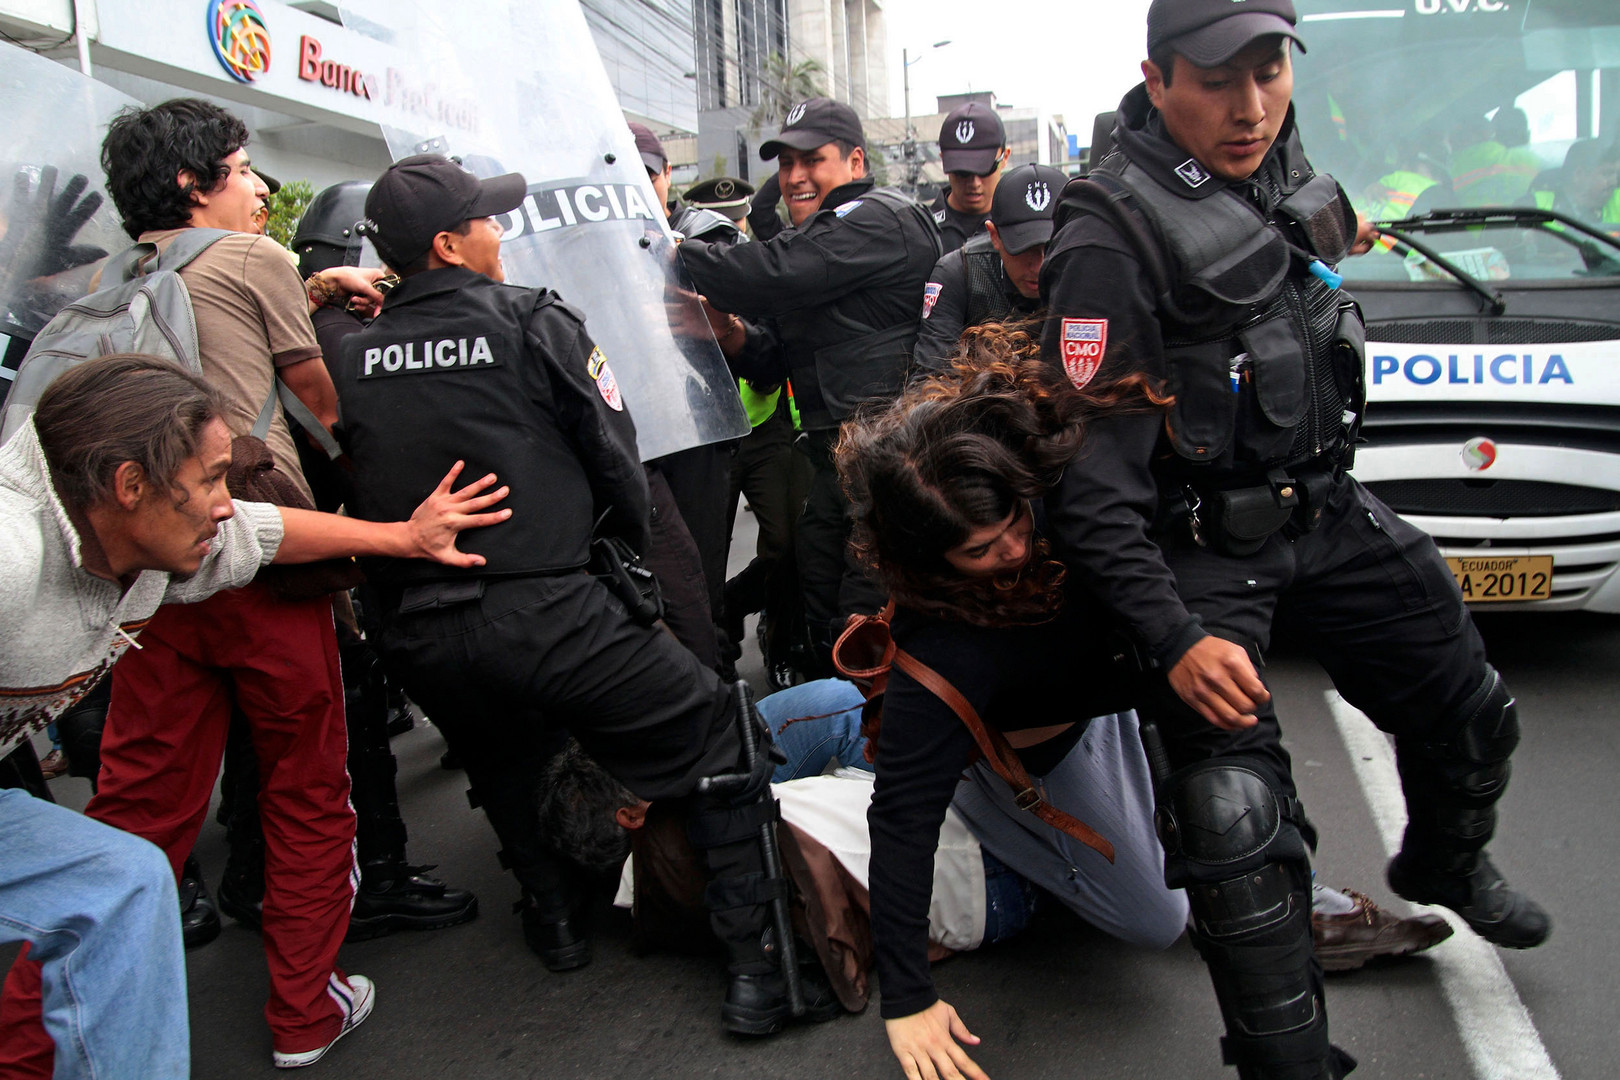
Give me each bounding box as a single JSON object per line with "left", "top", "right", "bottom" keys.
{"left": 1324, "top": 692, "right": 1560, "bottom": 1080}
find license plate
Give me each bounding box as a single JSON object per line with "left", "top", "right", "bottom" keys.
{"left": 1446, "top": 555, "right": 1554, "bottom": 603}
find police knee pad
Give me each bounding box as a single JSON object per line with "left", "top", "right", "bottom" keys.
{"left": 1158, "top": 760, "right": 1338, "bottom": 1076}
{"left": 1398, "top": 667, "right": 1518, "bottom": 856}
{"left": 1156, "top": 757, "right": 1311, "bottom": 899}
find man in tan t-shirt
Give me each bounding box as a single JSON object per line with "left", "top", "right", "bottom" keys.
{"left": 0, "top": 98, "right": 376, "bottom": 1073}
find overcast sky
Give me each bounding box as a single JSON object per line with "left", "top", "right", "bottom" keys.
{"left": 880, "top": 0, "right": 1156, "bottom": 128}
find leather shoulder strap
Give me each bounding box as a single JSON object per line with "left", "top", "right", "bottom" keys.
{"left": 890, "top": 646, "right": 1115, "bottom": 864}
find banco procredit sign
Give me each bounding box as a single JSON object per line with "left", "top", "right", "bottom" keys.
{"left": 203, "top": 0, "right": 479, "bottom": 133}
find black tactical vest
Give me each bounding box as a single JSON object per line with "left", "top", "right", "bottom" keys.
{"left": 782, "top": 186, "right": 942, "bottom": 432}
{"left": 1064, "top": 131, "right": 1366, "bottom": 482}
{"left": 335, "top": 271, "right": 607, "bottom": 584}
{"left": 958, "top": 234, "right": 1026, "bottom": 328}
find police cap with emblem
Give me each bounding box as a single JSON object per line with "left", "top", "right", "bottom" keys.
{"left": 362, "top": 154, "right": 526, "bottom": 269}
{"left": 684, "top": 176, "right": 756, "bottom": 221}
{"left": 939, "top": 102, "right": 1006, "bottom": 176}
{"left": 1148, "top": 0, "right": 1305, "bottom": 68}
{"left": 990, "top": 163, "right": 1068, "bottom": 255}
{"left": 759, "top": 98, "right": 865, "bottom": 160}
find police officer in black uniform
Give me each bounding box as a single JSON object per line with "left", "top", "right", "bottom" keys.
{"left": 931, "top": 102, "right": 1010, "bottom": 253}
{"left": 1038, "top": 2, "right": 1550, "bottom": 1076}
{"left": 679, "top": 98, "right": 942, "bottom": 669}
{"left": 914, "top": 162, "right": 1066, "bottom": 372}
{"left": 332, "top": 155, "right": 837, "bottom": 1036}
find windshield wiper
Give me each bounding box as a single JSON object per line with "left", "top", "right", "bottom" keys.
{"left": 1379, "top": 206, "right": 1620, "bottom": 275}
{"left": 1371, "top": 221, "right": 1507, "bottom": 315}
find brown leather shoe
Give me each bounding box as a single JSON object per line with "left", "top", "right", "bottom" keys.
{"left": 1313, "top": 889, "right": 1453, "bottom": 971}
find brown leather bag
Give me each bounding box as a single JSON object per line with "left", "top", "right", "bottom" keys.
{"left": 832, "top": 600, "right": 1116, "bottom": 864}
{"left": 227, "top": 383, "right": 364, "bottom": 602}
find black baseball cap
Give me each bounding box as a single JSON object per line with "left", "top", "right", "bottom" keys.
{"left": 760, "top": 98, "right": 865, "bottom": 160}
{"left": 362, "top": 154, "right": 526, "bottom": 268}
{"left": 685, "top": 176, "right": 756, "bottom": 221}
{"left": 1147, "top": 0, "right": 1305, "bottom": 68}
{"left": 629, "top": 122, "right": 668, "bottom": 173}
{"left": 939, "top": 102, "right": 1006, "bottom": 175}
{"left": 990, "top": 164, "right": 1068, "bottom": 254}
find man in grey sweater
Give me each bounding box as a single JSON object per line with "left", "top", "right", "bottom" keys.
{"left": 0, "top": 354, "right": 507, "bottom": 1077}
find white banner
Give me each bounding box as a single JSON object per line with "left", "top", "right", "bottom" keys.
{"left": 1365, "top": 340, "right": 1620, "bottom": 406}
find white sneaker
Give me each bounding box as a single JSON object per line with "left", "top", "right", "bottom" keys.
{"left": 272, "top": 975, "right": 376, "bottom": 1069}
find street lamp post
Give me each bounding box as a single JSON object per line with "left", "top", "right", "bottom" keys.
{"left": 902, "top": 39, "right": 951, "bottom": 195}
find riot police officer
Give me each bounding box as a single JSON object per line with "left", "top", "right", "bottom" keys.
{"left": 1038, "top": 1, "right": 1550, "bottom": 1076}
{"left": 931, "top": 102, "right": 1010, "bottom": 253}
{"left": 679, "top": 98, "right": 942, "bottom": 669}
{"left": 332, "top": 154, "right": 837, "bottom": 1035}
{"left": 914, "top": 162, "right": 1067, "bottom": 372}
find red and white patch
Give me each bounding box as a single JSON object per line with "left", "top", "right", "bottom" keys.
{"left": 1060, "top": 318, "right": 1107, "bottom": 389}
{"left": 588, "top": 347, "right": 623, "bottom": 411}
{"left": 921, "top": 282, "right": 943, "bottom": 319}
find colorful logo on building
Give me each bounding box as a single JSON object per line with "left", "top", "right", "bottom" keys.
{"left": 208, "top": 0, "right": 271, "bottom": 84}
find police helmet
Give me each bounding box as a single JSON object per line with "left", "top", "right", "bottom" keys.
{"left": 293, "top": 181, "right": 372, "bottom": 276}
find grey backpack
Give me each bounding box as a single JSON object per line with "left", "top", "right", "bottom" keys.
{"left": 0, "top": 228, "right": 338, "bottom": 457}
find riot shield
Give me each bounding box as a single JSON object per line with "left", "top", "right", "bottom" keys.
{"left": 0, "top": 44, "right": 134, "bottom": 374}
{"left": 336, "top": 0, "right": 749, "bottom": 461}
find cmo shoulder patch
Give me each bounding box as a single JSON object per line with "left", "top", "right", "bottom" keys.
{"left": 921, "top": 282, "right": 943, "bottom": 319}
{"left": 1060, "top": 318, "right": 1107, "bottom": 389}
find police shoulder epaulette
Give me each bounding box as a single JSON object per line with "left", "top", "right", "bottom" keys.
{"left": 540, "top": 292, "right": 589, "bottom": 326}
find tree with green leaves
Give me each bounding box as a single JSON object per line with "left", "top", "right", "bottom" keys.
{"left": 748, "top": 54, "right": 827, "bottom": 137}
{"left": 263, "top": 179, "right": 314, "bottom": 249}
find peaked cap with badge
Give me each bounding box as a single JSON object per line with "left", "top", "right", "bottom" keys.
{"left": 684, "top": 177, "right": 756, "bottom": 222}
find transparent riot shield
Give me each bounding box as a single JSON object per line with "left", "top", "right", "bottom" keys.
{"left": 0, "top": 43, "right": 134, "bottom": 366}
{"left": 336, "top": 0, "right": 749, "bottom": 461}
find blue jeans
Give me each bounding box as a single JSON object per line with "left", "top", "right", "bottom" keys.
{"left": 0, "top": 788, "right": 189, "bottom": 1079}
{"left": 757, "top": 679, "right": 872, "bottom": 781}
{"left": 757, "top": 679, "right": 1042, "bottom": 945}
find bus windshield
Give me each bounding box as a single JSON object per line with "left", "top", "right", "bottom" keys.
{"left": 1292, "top": 0, "right": 1620, "bottom": 282}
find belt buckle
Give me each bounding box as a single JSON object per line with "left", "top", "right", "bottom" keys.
{"left": 1014, "top": 787, "right": 1041, "bottom": 811}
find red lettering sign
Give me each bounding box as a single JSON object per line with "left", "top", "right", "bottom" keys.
{"left": 299, "top": 35, "right": 321, "bottom": 81}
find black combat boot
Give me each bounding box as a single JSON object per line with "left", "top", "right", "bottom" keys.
{"left": 719, "top": 927, "right": 843, "bottom": 1037}
{"left": 517, "top": 889, "right": 591, "bottom": 972}
{"left": 1389, "top": 669, "right": 1550, "bottom": 948}
{"left": 346, "top": 858, "right": 479, "bottom": 942}
{"left": 180, "top": 854, "right": 222, "bottom": 949}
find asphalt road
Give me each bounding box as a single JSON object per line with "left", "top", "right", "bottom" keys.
{"left": 19, "top": 508, "right": 1620, "bottom": 1080}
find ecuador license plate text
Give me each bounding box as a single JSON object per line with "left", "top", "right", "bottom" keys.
{"left": 1446, "top": 555, "right": 1553, "bottom": 603}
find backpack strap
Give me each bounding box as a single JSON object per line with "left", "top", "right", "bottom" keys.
{"left": 250, "top": 379, "right": 342, "bottom": 460}
{"left": 890, "top": 646, "right": 1116, "bottom": 864}
{"left": 152, "top": 228, "right": 234, "bottom": 273}
{"left": 105, "top": 227, "right": 234, "bottom": 286}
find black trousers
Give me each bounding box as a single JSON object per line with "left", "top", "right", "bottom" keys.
{"left": 725, "top": 402, "right": 813, "bottom": 633}
{"left": 1138, "top": 474, "right": 1499, "bottom": 1078}
{"left": 372, "top": 573, "right": 739, "bottom": 803}
{"left": 796, "top": 453, "right": 886, "bottom": 670}
{"left": 1141, "top": 474, "right": 1490, "bottom": 775}
{"left": 370, "top": 573, "right": 767, "bottom": 956}
{"left": 643, "top": 464, "right": 719, "bottom": 670}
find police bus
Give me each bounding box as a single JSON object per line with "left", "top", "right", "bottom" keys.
{"left": 1293, "top": 0, "right": 1620, "bottom": 611}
